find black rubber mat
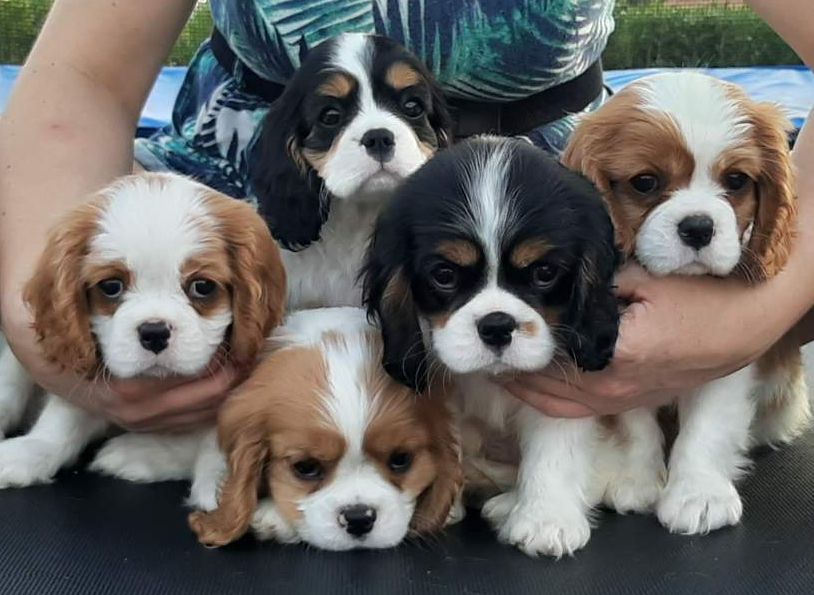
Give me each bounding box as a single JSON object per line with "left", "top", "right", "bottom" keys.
{"left": 1, "top": 433, "right": 813, "bottom": 595}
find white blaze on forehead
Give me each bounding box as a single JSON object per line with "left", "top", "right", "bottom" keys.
{"left": 636, "top": 72, "right": 752, "bottom": 175}
{"left": 460, "top": 138, "right": 515, "bottom": 275}
{"left": 330, "top": 33, "right": 375, "bottom": 112}
{"left": 90, "top": 176, "right": 214, "bottom": 279}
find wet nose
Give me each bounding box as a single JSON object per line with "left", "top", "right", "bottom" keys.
{"left": 338, "top": 504, "right": 377, "bottom": 537}
{"left": 360, "top": 128, "right": 395, "bottom": 162}
{"left": 677, "top": 214, "right": 714, "bottom": 249}
{"left": 477, "top": 312, "right": 517, "bottom": 350}
{"left": 138, "top": 321, "right": 171, "bottom": 354}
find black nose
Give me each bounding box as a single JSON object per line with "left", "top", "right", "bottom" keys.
{"left": 138, "top": 321, "right": 171, "bottom": 354}
{"left": 360, "top": 128, "right": 395, "bottom": 162}
{"left": 339, "top": 505, "right": 377, "bottom": 537}
{"left": 477, "top": 312, "right": 517, "bottom": 350}
{"left": 677, "top": 214, "right": 714, "bottom": 249}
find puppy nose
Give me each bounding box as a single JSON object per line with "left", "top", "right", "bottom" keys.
{"left": 338, "top": 504, "right": 377, "bottom": 537}
{"left": 137, "top": 321, "right": 171, "bottom": 354}
{"left": 477, "top": 312, "right": 517, "bottom": 350}
{"left": 360, "top": 128, "right": 395, "bottom": 162}
{"left": 677, "top": 215, "right": 714, "bottom": 249}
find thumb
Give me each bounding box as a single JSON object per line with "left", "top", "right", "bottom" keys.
{"left": 613, "top": 263, "right": 651, "bottom": 301}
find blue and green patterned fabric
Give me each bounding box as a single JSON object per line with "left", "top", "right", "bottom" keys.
{"left": 135, "top": 0, "right": 615, "bottom": 201}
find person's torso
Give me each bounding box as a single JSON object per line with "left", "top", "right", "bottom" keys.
{"left": 209, "top": 0, "right": 615, "bottom": 101}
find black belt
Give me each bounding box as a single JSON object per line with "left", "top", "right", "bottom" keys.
{"left": 210, "top": 27, "right": 603, "bottom": 138}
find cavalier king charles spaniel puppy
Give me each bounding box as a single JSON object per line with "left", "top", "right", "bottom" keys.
{"left": 0, "top": 173, "right": 285, "bottom": 496}
{"left": 363, "top": 137, "right": 621, "bottom": 557}
{"left": 249, "top": 33, "right": 449, "bottom": 309}
{"left": 563, "top": 71, "right": 807, "bottom": 534}
{"left": 189, "top": 307, "right": 460, "bottom": 551}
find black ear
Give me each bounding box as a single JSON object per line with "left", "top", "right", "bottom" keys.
{"left": 362, "top": 214, "right": 428, "bottom": 393}
{"left": 564, "top": 220, "right": 622, "bottom": 372}
{"left": 248, "top": 98, "right": 329, "bottom": 251}
{"left": 427, "top": 79, "right": 452, "bottom": 149}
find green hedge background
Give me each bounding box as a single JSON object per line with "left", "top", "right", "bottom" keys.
{"left": 0, "top": 0, "right": 802, "bottom": 69}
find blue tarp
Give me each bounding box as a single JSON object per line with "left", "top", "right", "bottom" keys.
{"left": 1, "top": 64, "right": 811, "bottom": 132}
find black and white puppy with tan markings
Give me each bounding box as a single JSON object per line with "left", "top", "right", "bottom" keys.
{"left": 250, "top": 32, "right": 450, "bottom": 309}
{"left": 364, "top": 137, "right": 622, "bottom": 557}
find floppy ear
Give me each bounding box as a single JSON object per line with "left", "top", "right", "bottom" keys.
{"left": 563, "top": 212, "right": 622, "bottom": 372}
{"left": 188, "top": 387, "right": 269, "bottom": 547}
{"left": 23, "top": 199, "right": 104, "bottom": 378}
{"left": 427, "top": 76, "right": 452, "bottom": 149}
{"left": 742, "top": 102, "right": 797, "bottom": 281}
{"left": 362, "top": 221, "right": 427, "bottom": 392}
{"left": 248, "top": 96, "right": 329, "bottom": 251}
{"left": 410, "top": 384, "right": 462, "bottom": 534}
{"left": 205, "top": 194, "right": 287, "bottom": 369}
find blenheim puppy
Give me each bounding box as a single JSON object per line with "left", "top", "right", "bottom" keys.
{"left": 363, "top": 137, "right": 621, "bottom": 557}
{"left": 250, "top": 32, "right": 449, "bottom": 309}
{"left": 563, "top": 71, "right": 807, "bottom": 534}
{"left": 0, "top": 174, "right": 285, "bottom": 494}
{"left": 189, "top": 307, "right": 460, "bottom": 551}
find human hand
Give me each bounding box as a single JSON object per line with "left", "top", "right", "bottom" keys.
{"left": 2, "top": 293, "right": 240, "bottom": 432}
{"left": 501, "top": 264, "right": 788, "bottom": 418}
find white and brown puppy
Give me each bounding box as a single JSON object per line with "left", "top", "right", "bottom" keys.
{"left": 189, "top": 307, "right": 460, "bottom": 551}
{"left": 563, "top": 71, "right": 807, "bottom": 534}
{"left": 249, "top": 33, "right": 450, "bottom": 309}
{"left": 0, "top": 173, "right": 285, "bottom": 496}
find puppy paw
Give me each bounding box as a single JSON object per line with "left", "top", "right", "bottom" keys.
{"left": 0, "top": 437, "right": 62, "bottom": 488}
{"left": 484, "top": 492, "right": 591, "bottom": 558}
{"left": 89, "top": 434, "right": 193, "bottom": 482}
{"left": 604, "top": 464, "right": 666, "bottom": 514}
{"left": 251, "top": 499, "right": 300, "bottom": 544}
{"left": 657, "top": 476, "right": 742, "bottom": 534}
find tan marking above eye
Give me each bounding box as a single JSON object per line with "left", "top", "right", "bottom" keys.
{"left": 437, "top": 239, "right": 479, "bottom": 267}
{"left": 317, "top": 73, "right": 356, "bottom": 98}
{"left": 385, "top": 62, "right": 423, "bottom": 91}
{"left": 510, "top": 240, "right": 550, "bottom": 269}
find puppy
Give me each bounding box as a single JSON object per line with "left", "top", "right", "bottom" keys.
{"left": 249, "top": 33, "right": 449, "bottom": 309}
{"left": 563, "top": 71, "right": 807, "bottom": 533}
{"left": 189, "top": 307, "right": 460, "bottom": 550}
{"left": 0, "top": 173, "right": 285, "bottom": 497}
{"left": 363, "top": 137, "right": 621, "bottom": 557}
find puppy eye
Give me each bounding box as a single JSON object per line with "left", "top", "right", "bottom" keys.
{"left": 630, "top": 174, "right": 660, "bottom": 195}
{"left": 187, "top": 279, "right": 218, "bottom": 299}
{"left": 402, "top": 98, "right": 425, "bottom": 118}
{"left": 318, "top": 107, "right": 343, "bottom": 127}
{"left": 387, "top": 451, "right": 413, "bottom": 474}
{"left": 530, "top": 263, "right": 559, "bottom": 289}
{"left": 430, "top": 264, "right": 458, "bottom": 291}
{"left": 292, "top": 458, "right": 324, "bottom": 481}
{"left": 724, "top": 171, "right": 751, "bottom": 192}
{"left": 97, "top": 278, "right": 125, "bottom": 299}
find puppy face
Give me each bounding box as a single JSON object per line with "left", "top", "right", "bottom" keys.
{"left": 563, "top": 72, "right": 796, "bottom": 280}
{"left": 364, "top": 137, "right": 621, "bottom": 390}
{"left": 250, "top": 33, "right": 450, "bottom": 250}
{"left": 189, "top": 308, "right": 460, "bottom": 551}
{"left": 24, "top": 174, "right": 286, "bottom": 379}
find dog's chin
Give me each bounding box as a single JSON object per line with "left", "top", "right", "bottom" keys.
{"left": 356, "top": 169, "right": 404, "bottom": 196}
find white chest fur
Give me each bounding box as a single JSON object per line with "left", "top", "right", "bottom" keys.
{"left": 282, "top": 200, "right": 382, "bottom": 310}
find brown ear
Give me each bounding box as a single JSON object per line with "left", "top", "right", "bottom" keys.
{"left": 188, "top": 386, "right": 269, "bottom": 547}
{"left": 410, "top": 384, "right": 462, "bottom": 534}
{"left": 743, "top": 102, "right": 797, "bottom": 280}
{"left": 22, "top": 199, "right": 104, "bottom": 377}
{"left": 205, "top": 194, "right": 287, "bottom": 368}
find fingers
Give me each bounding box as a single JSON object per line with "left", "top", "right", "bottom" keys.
{"left": 501, "top": 380, "right": 596, "bottom": 418}
{"left": 127, "top": 406, "right": 220, "bottom": 433}
{"left": 613, "top": 263, "right": 651, "bottom": 300}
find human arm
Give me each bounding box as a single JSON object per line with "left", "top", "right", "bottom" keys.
{"left": 0, "top": 0, "right": 237, "bottom": 431}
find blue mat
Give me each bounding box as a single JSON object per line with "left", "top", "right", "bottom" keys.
{"left": 2, "top": 65, "right": 811, "bottom": 133}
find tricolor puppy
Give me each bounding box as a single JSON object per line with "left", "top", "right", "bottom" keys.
{"left": 563, "top": 71, "right": 807, "bottom": 534}
{"left": 363, "top": 137, "right": 621, "bottom": 557}
{"left": 250, "top": 33, "right": 449, "bottom": 309}
{"left": 0, "top": 173, "right": 285, "bottom": 496}
{"left": 189, "top": 307, "right": 460, "bottom": 551}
